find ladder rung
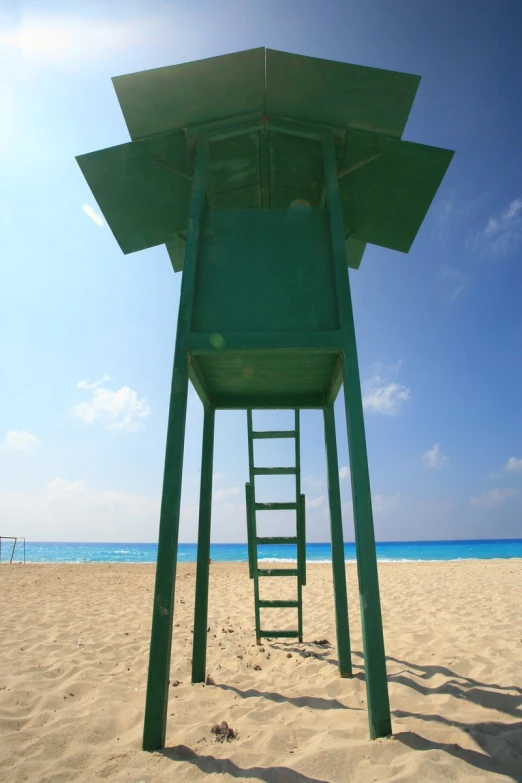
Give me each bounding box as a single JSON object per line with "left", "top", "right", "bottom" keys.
{"left": 253, "top": 467, "right": 296, "bottom": 475}
{"left": 259, "top": 630, "right": 300, "bottom": 638}
{"left": 257, "top": 568, "right": 299, "bottom": 577}
{"left": 255, "top": 502, "right": 297, "bottom": 511}
{"left": 256, "top": 536, "right": 297, "bottom": 545}
{"left": 258, "top": 600, "right": 299, "bottom": 608}
{"left": 252, "top": 430, "right": 296, "bottom": 440}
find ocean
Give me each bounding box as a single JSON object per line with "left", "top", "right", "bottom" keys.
{"left": 3, "top": 539, "right": 522, "bottom": 564}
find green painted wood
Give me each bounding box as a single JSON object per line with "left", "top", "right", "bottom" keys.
{"left": 113, "top": 48, "right": 266, "bottom": 141}
{"left": 325, "top": 355, "right": 344, "bottom": 407}
{"left": 189, "top": 350, "right": 339, "bottom": 408}
{"left": 76, "top": 130, "right": 192, "bottom": 255}
{"left": 247, "top": 411, "right": 262, "bottom": 642}
{"left": 256, "top": 536, "right": 298, "bottom": 545}
{"left": 166, "top": 234, "right": 186, "bottom": 272}
{"left": 323, "top": 405, "right": 352, "bottom": 678}
{"left": 323, "top": 133, "right": 391, "bottom": 739}
{"left": 258, "top": 630, "right": 300, "bottom": 638}
{"left": 187, "top": 332, "right": 342, "bottom": 352}
{"left": 339, "top": 130, "right": 454, "bottom": 253}
{"left": 266, "top": 49, "right": 420, "bottom": 138}
{"left": 253, "top": 467, "right": 296, "bottom": 475}
{"left": 294, "top": 410, "right": 304, "bottom": 641}
{"left": 142, "top": 138, "right": 208, "bottom": 752}
{"left": 188, "top": 360, "right": 214, "bottom": 409}
{"left": 245, "top": 483, "right": 254, "bottom": 579}
{"left": 191, "top": 408, "right": 215, "bottom": 684}
{"left": 193, "top": 209, "right": 338, "bottom": 334}
{"left": 255, "top": 502, "right": 297, "bottom": 511}
{"left": 212, "top": 393, "right": 324, "bottom": 410}
{"left": 260, "top": 128, "right": 270, "bottom": 207}
{"left": 257, "top": 568, "right": 299, "bottom": 577}
{"left": 252, "top": 430, "right": 296, "bottom": 439}
{"left": 258, "top": 600, "right": 299, "bottom": 608}
{"left": 298, "top": 493, "right": 306, "bottom": 587}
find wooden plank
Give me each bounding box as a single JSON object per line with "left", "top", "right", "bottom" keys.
{"left": 256, "top": 536, "right": 297, "bottom": 545}
{"left": 298, "top": 493, "right": 306, "bottom": 587}
{"left": 253, "top": 467, "right": 296, "bottom": 475}
{"left": 255, "top": 502, "right": 297, "bottom": 511}
{"left": 323, "top": 405, "right": 352, "bottom": 678}
{"left": 245, "top": 483, "right": 254, "bottom": 579}
{"left": 191, "top": 408, "right": 215, "bottom": 684}
{"left": 211, "top": 394, "right": 323, "bottom": 410}
{"left": 188, "top": 360, "right": 213, "bottom": 408}
{"left": 188, "top": 332, "right": 342, "bottom": 352}
{"left": 257, "top": 568, "right": 299, "bottom": 577}
{"left": 252, "top": 430, "right": 296, "bottom": 439}
{"left": 258, "top": 630, "right": 300, "bottom": 638}
{"left": 258, "top": 600, "right": 299, "bottom": 608}
{"left": 142, "top": 137, "right": 208, "bottom": 753}
{"left": 247, "top": 410, "right": 261, "bottom": 642}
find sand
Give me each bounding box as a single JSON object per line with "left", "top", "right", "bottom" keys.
{"left": 1, "top": 560, "right": 521, "bottom": 783}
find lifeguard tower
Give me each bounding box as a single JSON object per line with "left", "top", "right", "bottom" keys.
{"left": 76, "top": 48, "right": 453, "bottom": 751}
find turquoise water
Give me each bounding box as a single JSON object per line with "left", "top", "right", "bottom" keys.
{"left": 6, "top": 539, "right": 522, "bottom": 564}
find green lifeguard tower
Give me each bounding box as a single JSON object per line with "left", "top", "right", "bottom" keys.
{"left": 76, "top": 48, "right": 453, "bottom": 751}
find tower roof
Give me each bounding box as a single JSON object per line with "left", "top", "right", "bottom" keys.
{"left": 76, "top": 48, "right": 453, "bottom": 268}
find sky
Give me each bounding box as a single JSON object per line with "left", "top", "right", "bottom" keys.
{"left": 1, "top": 0, "right": 522, "bottom": 543}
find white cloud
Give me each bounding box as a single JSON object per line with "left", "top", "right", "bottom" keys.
{"left": 306, "top": 496, "right": 325, "bottom": 509}
{"left": 77, "top": 373, "right": 111, "bottom": 390}
{"left": 304, "top": 475, "right": 325, "bottom": 490}
{"left": 474, "top": 197, "right": 522, "bottom": 259}
{"left": 439, "top": 265, "right": 469, "bottom": 300}
{"left": 213, "top": 472, "right": 226, "bottom": 482}
{"left": 0, "top": 15, "right": 172, "bottom": 61}
{"left": 82, "top": 204, "right": 103, "bottom": 227}
{"left": 470, "top": 487, "right": 519, "bottom": 509}
{"left": 339, "top": 466, "right": 350, "bottom": 480}
{"left": 372, "top": 492, "right": 400, "bottom": 514}
{"left": 73, "top": 382, "right": 150, "bottom": 431}
{"left": 0, "top": 430, "right": 41, "bottom": 452}
{"left": 362, "top": 376, "right": 411, "bottom": 415}
{"left": 0, "top": 478, "right": 159, "bottom": 542}
{"left": 505, "top": 457, "right": 522, "bottom": 473}
{"left": 423, "top": 443, "right": 448, "bottom": 469}
{"left": 213, "top": 486, "right": 240, "bottom": 502}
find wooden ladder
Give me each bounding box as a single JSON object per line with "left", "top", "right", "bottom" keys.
{"left": 245, "top": 409, "right": 306, "bottom": 644}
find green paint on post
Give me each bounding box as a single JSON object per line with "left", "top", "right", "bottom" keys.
{"left": 191, "top": 407, "right": 215, "bottom": 684}
{"left": 142, "top": 138, "right": 209, "bottom": 752}
{"left": 323, "top": 404, "right": 352, "bottom": 678}
{"left": 323, "top": 133, "right": 391, "bottom": 738}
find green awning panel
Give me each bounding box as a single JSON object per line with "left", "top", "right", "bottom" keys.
{"left": 76, "top": 130, "right": 191, "bottom": 254}
{"left": 339, "top": 131, "right": 454, "bottom": 253}
{"left": 112, "top": 48, "right": 266, "bottom": 141}
{"left": 265, "top": 49, "right": 420, "bottom": 138}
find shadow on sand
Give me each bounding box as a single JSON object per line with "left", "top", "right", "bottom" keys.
{"left": 162, "top": 744, "right": 330, "bottom": 783}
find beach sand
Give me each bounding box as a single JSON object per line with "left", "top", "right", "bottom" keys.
{"left": 1, "top": 560, "right": 521, "bottom": 782}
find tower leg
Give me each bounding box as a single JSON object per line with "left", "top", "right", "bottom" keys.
{"left": 321, "top": 130, "right": 391, "bottom": 739}
{"left": 323, "top": 404, "right": 352, "bottom": 677}
{"left": 142, "top": 137, "right": 208, "bottom": 752}
{"left": 142, "top": 346, "right": 189, "bottom": 751}
{"left": 341, "top": 345, "right": 392, "bottom": 738}
{"left": 191, "top": 407, "right": 215, "bottom": 683}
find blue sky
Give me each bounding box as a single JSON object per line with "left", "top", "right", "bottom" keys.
{"left": 1, "top": 0, "right": 521, "bottom": 543}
